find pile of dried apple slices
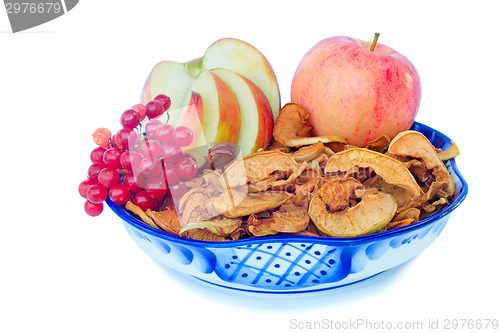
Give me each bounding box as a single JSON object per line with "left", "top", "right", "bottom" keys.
{"left": 126, "top": 103, "right": 459, "bottom": 241}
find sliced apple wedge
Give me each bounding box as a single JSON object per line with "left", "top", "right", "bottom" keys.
{"left": 210, "top": 68, "right": 274, "bottom": 156}
{"left": 282, "top": 135, "right": 347, "bottom": 148}
{"left": 201, "top": 38, "right": 281, "bottom": 119}
{"left": 179, "top": 70, "right": 241, "bottom": 164}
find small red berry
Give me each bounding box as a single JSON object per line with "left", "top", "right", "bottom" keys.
{"left": 123, "top": 173, "right": 146, "bottom": 192}
{"left": 145, "top": 100, "right": 164, "bottom": 119}
{"left": 145, "top": 119, "right": 162, "bottom": 140}
{"left": 133, "top": 191, "right": 157, "bottom": 211}
{"left": 132, "top": 103, "right": 146, "bottom": 121}
{"left": 154, "top": 94, "right": 172, "bottom": 112}
{"left": 98, "top": 168, "right": 120, "bottom": 188}
{"left": 84, "top": 200, "right": 104, "bottom": 217}
{"left": 156, "top": 123, "right": 175, "bottom": 144}
{"left": 114, "top": 128, "right": 138, "bottom": 150}
{"left": 120, "top": 109, "right": 141, "bottom": 129}
{"left": 92, "top": 128, "right": 112, "bottom": 148}
{"left": 108, "top": 184, "right": 131, "bottom": 205}
{"left": 90, "top": 146, "right": 106, "bottom": 164}
{"left": 79, "top": 179, "right": 97, "bottom": 198}
{"left": 86, "top": 184, "right": 108, "bottom": 204}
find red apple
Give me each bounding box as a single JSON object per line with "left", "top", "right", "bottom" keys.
{"left": 291, "top": 34, "right": 421, "bottom": 147}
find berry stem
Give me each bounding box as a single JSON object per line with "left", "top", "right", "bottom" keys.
{"left": 370, "top": 32, "right": 380, "bottom": 51}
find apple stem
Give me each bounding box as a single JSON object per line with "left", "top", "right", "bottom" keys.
{"left": 370, "top": 32, "right": 380, "bottom": 51}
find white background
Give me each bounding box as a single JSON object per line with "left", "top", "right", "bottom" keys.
{"left": 1, "top": 1, "right": 498, "bottom": 332}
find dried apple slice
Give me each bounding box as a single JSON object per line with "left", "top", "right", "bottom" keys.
{"left": 365, "top": 134, "right": 391, "bottom": 153}
{"left": 211, "top": 190, "right": 292, "bottom": 218}
{"left": 183, "top": 228, "right": 228, "bottom": 242}
{"left": 437, "top": 141, "right": 460, "bottom": 161}
{"left": 394, "top": 207, "right": 421, "bottom": 222}
{"left": 272, "top": 102, "right": 312, "bottom": 145}
{"left": 247, "top": 202, "right": 309, "bottom": 236}
{"left": 179, "top": 215, "right": 242, "bottom": 238}
{"left": 282, "top": 135, "right": 347, "bottom": 148}
{"left": 309, "top": 191, "right": 397, "bottom": 237}
{"left": 267, "top": 161, "right": 308, "bottom": 189}
{"left": 220, "top": 150, "right": 298, "bottom": 188}
{"left": 295, "top": 168, "right": 322, "bottom": 194}
{"left": 388, "top": 131, "right": 455, "bottom": 197}
{"left": 146, "top": 208, "right": 182, "bottom": 235}
{"left": 385, "top": 218, "right": 414, "bottom": 230}
{"left": 324, "top": 148, "right": 421, "bottom": 198}
{"left": 289, "top": 141, "right": 324, "bottom": 162}
{"left": 177, "top": 188, "right": 213, "bottom": 227}
{"left": 271, "top": 202, "right": 310, "bottom": 233}
{"left": 362, "top": 175, "right": 416, "bottom": 210}
{"left": 247, "top": 214, "right": 279, "bottom": 237}
{"left": 317, "top": 177, "right": 362, "bottom": 212}
{"left": 125, "top": 201, "right": 159, "bottom": 230}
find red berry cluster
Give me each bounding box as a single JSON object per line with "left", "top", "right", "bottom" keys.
{"left": 79, "top": 94, "right": 198, "bottom": 217}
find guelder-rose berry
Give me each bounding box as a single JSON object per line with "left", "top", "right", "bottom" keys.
{"left": 162, "top": 163, "right": 180, "bottom": 185}
{"left": 114, "top": 128, "right": 138, "bottom": 150}
{"left": 156, "top": 123, "right": 175, "bottom": 144}
{"left": 154, "top": 94, "right": 172, "bottom": 111}
{"left": 131, "top": 103, "right": 146, "bottom": 121}
{"left": 138, "top": 140, "right": 162, "bottom": 161}
{"left": 139, "top": 158, "right": 162, "bottom": 178}
{"left": 169, "top": 180, "right": 187, "bottom": 201}
{"left": 90, "top": 146, "right": 106, "bottom": 164}
{"left": 120, "top": 109, "right": 141, "bottom": 129}
{"left": 102, "top": 148, "right": 122, "bottom": 169}
{"left": 86, "top": 184, "right": 108, "bottom": 204}
{"left": 123, "top": 173, "right": 146, "bottom": 192}
{"left": 145, "top": 119, "right": 162, "bottom": 140}
{"left": 177, "top": 157, "right": 198, "bottom": 180}
{"left": 79, "top": 179, "right": 97, "bottom": 198}
{"left": 144, "top": 177, "right": 168, "bottom": 199}
{"left": 84, "top": 200, "right": 104, "bottom": 217}
{"left": 120, "top": 150, "right": 141, "bottom": 171}
{"left": 98, "top": 168, "right": 120, "bottom": 188}
{"left": 92, "top": 128, "right": 112, "bottom": 148}
{"left": 88, "top": 163, "right": 105, "bottom": 182}
{"left": 145, "top": 100, "right": 164, "bottom": 119}
{"left": 173, "top": 126, "right": 193, "bottom": 147}
{"left": 161, "top": 144, "right": 182, "bottom": 164}
{"left": 133, "top": 191, "right": 157, "bottom": 211}
{"left": 108, "top": 184, "right": 131, "bottom": 205}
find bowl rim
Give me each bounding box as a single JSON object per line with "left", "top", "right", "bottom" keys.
{"left": 107, "top": 121, "right": 469, "bottom": 247}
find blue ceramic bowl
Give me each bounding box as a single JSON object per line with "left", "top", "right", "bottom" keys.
{"left": 107, "top": 122, "right": 468, "bottom": 293}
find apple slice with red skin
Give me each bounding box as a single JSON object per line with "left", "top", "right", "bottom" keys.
{"left": 202, "top": 38, "right": 281, "bottom": 120}
{"left": 180, "top": 70, "right": 241, "bottom": 165}
{"left": 210, "top": 68, "right": 274, "bottom": 156}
